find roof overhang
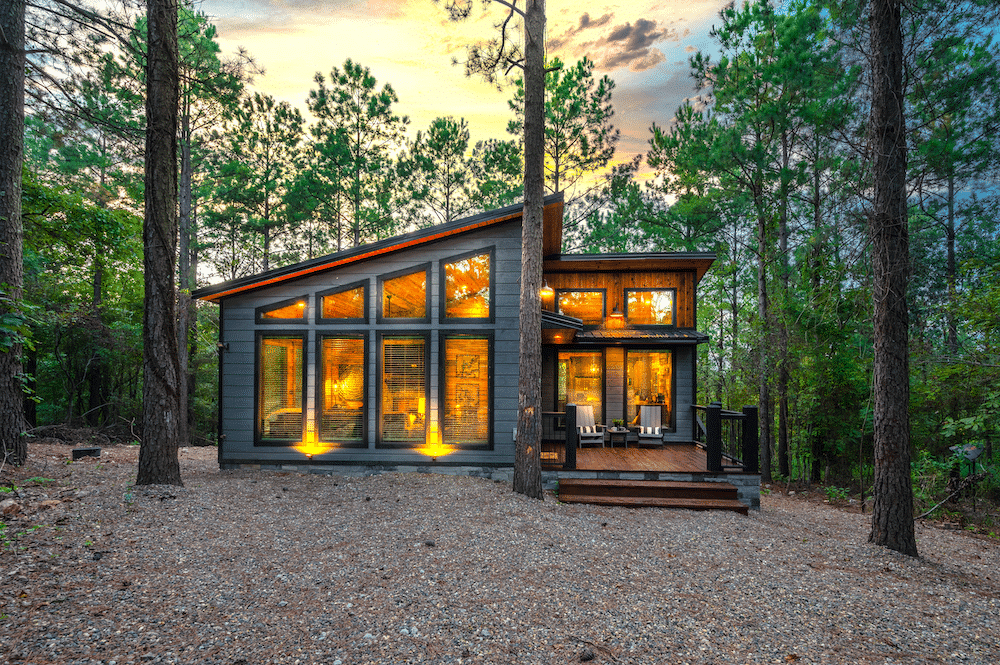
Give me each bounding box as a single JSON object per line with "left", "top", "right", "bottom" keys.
{"left": 541, "top": 310, "right": 583, "bottom": 345}
{"left": 571, "top": 328, "right": 710, "bottom": 345}
{"left": 543, "top": 252, "right": 716, "bottom": 284}
{"left": 194, "top": 193, "right": 565, "bottom": 302}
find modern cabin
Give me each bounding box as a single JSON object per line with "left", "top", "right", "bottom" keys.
{"left": 194, "top": 193, "right": 760, "bottom": 510}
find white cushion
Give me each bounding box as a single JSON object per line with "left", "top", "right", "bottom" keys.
{"left": 580, "top": 425, "right": 595, "bottom": 434}
{"left": 641, "top": 426, "right": 661, "bottom": 436}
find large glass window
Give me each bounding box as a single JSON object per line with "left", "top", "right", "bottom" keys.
{"left": 557, "top": 290, "right": 605, "bottom": 325}
{"left": 380, "top": 336, "right": 428, "bottom": 445}
{"left": 443, "top": 251, "right": 491, "bottom": 319}
{"left": 258, "top": 335, "right": 305, "bottom": 443}
{"left": 256, "top": 296, "right": 307, "bottom": 322}
{"left": 626, "top": 350, "right": 672, "bottom": 428}
{"left": 626, "top": 289, "right": 676, "bottom": 326}
{"left": 557, "top": 351, "right": 603, "bottom": 423}
{"left": 380, "top": 267, "right": 429, "bottom": 320}
{"left": 318, "top": 283, "right": 367, "bottom": 322}
{"left": 319, "top": 337, "right": 366, "bottom": 444}
{"left": 442, "top": 336, "right": 490, "bottom": 446}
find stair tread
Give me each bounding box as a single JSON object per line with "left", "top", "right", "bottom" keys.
{"left": 559, "top": 494, "right": 748, "bottom": 513}
{"left": 559, "top": 479, "right": 737, "bottom": 491}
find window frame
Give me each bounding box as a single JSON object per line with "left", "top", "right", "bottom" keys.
{"left": 555, "top": 288, "right": 607, "bottom": 326}
{"left": 439, "top": 247, "right": 495, "bottom": 323}
{"left": 376, "top": 332, "right": 431, "bottom": 448}
{"left": 377, "top": 264, "right": 432, "bottom": 324}
{"left": 255, "top": 295, "right": 309, "bottom": 324}
{"left": 623, "top": 347, "right": 676, "bottom": 432}
{"left": 316, "top": 280, "right": 369, "bottom": 324}
{"left": 254, "top": 331, "right": 308, "bottom": 447}
{"left": 439, "top": 332, "right": 494, "bottom": 450}
{"left": 556, "top": 348, "right": 606, "bottom": 425}
{"left": 315, "top": 333, "right": 368, "bottom": 447}
{"left": 624, "top": 288, "right": 677, "bottom": 327}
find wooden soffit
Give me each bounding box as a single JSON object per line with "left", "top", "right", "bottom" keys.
{"left": 543, "top": 253, "right": 716, "bottom": 284}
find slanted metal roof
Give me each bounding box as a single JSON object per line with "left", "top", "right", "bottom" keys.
{"left": 193, "top": 193, "right": 565, "bottom": 302}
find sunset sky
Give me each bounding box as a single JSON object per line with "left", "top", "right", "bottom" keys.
{"left": 197, "top": 0, "right": 730, "bottom": 172}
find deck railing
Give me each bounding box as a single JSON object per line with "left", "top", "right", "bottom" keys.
{"left": 549, "top": 404, "right": 759, "bottom": 474}
{"left": 692, "top": 402, "right": 760, "bottom": 474}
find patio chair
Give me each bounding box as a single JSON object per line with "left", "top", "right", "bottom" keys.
{"left": 637, "top": 405, "right": 664, "bottom": 447}
{"left": 573, "top": 404, "right": 605, "bottom": 447}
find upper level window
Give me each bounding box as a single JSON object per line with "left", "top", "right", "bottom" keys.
{"left": 557, "top": 290, "right": 605, "bottom": 325}
{"left": 318, "top": 282, "right": 367, "bottom": 323}
{"left": 379, "top": 265, "right": 430, "bottom": 322}
{"left": 442, "top": 250, "right": 492, "bottom": 320}
{"left": 256, "top": 296, "right": 308, "bottom": 323}
{"left": 626, "top": 289, "right": 676, "bottom": 326}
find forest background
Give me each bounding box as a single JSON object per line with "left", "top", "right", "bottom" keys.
{"left": 8, "top": 0, "right": 1000, "bottom": 521}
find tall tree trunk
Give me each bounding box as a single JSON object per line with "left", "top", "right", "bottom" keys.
{"left": 0, "top": 0, "right": 28, "bottom": 466}
{"left": 137, "top": 0, "right": 182, "bottom": 486}
{"left": 513, "top": 0, "right": 545, "bottom": 499}
{"left": 88, "top": 247, "right": 106, "bottom": 426}
{"left": 810, "top": 145, "right": 824, "bottom": 484}
{"left": 944, "top": 172, "right": 957, "bottom": 355}
{"left": 777, "top": 129, "right": 791, "bottom": 480}
{"left": 178, "top": 111, "right": 192, "bottom": 447}
{"left": 756, "top": 208, "right": 773, "bottom": 484}
{"left": 868, "top": 0, "right": 916, "bottom": 556}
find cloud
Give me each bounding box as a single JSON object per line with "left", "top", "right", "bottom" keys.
{"left": 578, "top": 12, "right": 613, "bottom": 31}
{"left": 594, "top": 18, "right": 670, "bottom": 72}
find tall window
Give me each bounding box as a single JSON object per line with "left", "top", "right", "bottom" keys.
{"left": 626, "top": 289, "right": 676, "bottom": 326}
{"left": 557, "top": 290, "right": 605, "bottom": 325}
{"left": 256, "top": 296, "right": 307, "bottom": 322}
{"left": 258, "top": 335, "right": 305, "bottom": 444}
{"left": 319, "top": 337, "right": 366, "bottom": 445}
{"left": 380, "top": 336, "right": 428, "bottom": 445}
{"left": 443, "top": 251, "right": 491, "bottom": 319}
{"left": 626, "top": 350, "right": 672, "bottom": 428}
{"left": 557, "top": 351, "right": 603, "bottom": 423}
{"left": 318, "top": 283, "right": 367, "bottom": 322}
{"left": 380, "top": 266, "right": 429, "bottom": 321}
{"left": 442, "top": 336, "right": 490, "bottom": 446}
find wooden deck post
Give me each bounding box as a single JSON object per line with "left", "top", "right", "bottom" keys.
{"left": 742, "top": 405, "right": 759, "bottom": 474}
{"left": 706, "top": 402, "right": 722, "bottom": 473}
{"left": 564, "top": 405, "right": 577, "bottom": 470}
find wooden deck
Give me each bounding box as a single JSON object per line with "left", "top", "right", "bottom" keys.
{"left": 541, "top": 443, "right": 711, "bottom": 473}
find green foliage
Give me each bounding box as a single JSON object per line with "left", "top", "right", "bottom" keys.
{"left": 823, "top": 486, "right": 850, "bottom": 502}
{"left": 307, "top": 59, "right": 408, "bottom": 247}
{"left": 397, "top": 116, "right": 475, "bottom": 226}
{"left": 507, "top": 56, "right": 619, "bottom": 197}
{"left": 207, "top": 91, "right": 304, "bottom": 273}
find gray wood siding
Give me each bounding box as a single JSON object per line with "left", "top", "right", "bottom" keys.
{"left": 669, "top": 345, "right": 695, "bottom": 441}
{"left": 219, "top": 222, "right": 521, "bottom": 466}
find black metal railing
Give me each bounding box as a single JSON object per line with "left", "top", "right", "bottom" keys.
{"left": 692, "top": 402, "right": 760, "bottom": 474}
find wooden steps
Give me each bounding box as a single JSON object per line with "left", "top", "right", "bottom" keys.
{"left": 557, "top": 479, "right": 748, "bottom": 515}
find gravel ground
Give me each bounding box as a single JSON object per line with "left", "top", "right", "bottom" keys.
{"left": 1, "top": 443, "right": 998, "bottom": 665}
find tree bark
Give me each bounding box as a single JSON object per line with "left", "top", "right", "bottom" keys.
{"left": 178, "top": 110, "right": 192, "bottom": 447}
{"left": 868, "top": 0, "right": 916, "bottom": 556}
{"left": 777, "top": 129, "right": 790, "bottom": 480}
{"left": 0, "top": 0, "right": 28, "bottom": 466}
{"left": 137, "top": 0, "right": 182, "bottom": 486}
{"left": 757, "top": 208, "right": 773, "bottom": 484}
{"left": 513, "top": 0, "right": 545, "bottom": 499}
